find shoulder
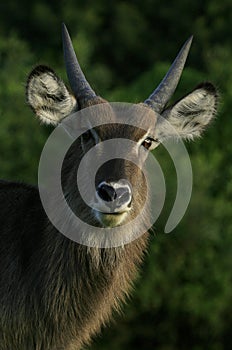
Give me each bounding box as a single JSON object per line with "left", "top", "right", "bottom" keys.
{"left": 0, "top": 179, "right": 38, "bottom": 192}
{"left": 0, "top": 180, "right": 40, "bottom": 207}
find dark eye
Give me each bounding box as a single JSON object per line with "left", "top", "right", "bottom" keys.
{"left": 142, "top": 137, "right": 158, "bottom": 150}
{"left": 81, "top": 130, "right": 92, "bottom": 142}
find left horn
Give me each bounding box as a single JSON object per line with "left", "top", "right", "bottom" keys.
{"left": 144, "top": 36, "right": 193, "bottom": 113}
{"left": 62, "top": 23, "right": 97, "bottom": 103}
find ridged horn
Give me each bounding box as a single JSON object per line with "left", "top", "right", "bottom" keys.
{"left": 144, "top": 36, "right": 193, "bottom": 113}
{"left": 62, "top": 23, "right": 96, "bottom": 102}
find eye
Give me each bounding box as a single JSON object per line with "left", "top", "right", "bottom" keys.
{"left": 81, "top": 130, "right": 93, "bottom": 142}
{"left": 141, "top": 137, "right": 159, "bottom": 150}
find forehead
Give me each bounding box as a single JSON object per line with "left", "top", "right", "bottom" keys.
{"left": 95, "top": 123, "right": 149, "bottom": 141}
{"left": 79, "top": 102, "right": 158, "bottom": 141}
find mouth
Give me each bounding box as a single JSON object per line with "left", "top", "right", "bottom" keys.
{"left": 93, "top": 209, "right": 129, "bottom": 227}
{"left": 101, "top": 211, "right": 125, "bottom": 215}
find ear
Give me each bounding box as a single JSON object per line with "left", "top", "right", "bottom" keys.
{"left": 156, "top": 83, "right": 218, "bottom": 141}
{"left": 26, "top": 65, "right": 77, "bottom": 125}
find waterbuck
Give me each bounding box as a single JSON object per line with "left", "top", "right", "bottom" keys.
{"left": 0, "top": 24, "right": 217, "bottom": 350}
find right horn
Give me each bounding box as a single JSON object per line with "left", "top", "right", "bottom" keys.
{"left": 62, "top": 23, "right": 97, "bottom": 105}
{"left": 144, "top": 36, "right": 193, "bottom": 113}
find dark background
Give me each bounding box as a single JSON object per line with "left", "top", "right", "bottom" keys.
{"left": 0, "top": 1, "right": 231, "bottom": 349}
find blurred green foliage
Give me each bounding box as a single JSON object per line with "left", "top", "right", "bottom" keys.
{"left": 0, "top": 1, "right": 231, "bottom": 349}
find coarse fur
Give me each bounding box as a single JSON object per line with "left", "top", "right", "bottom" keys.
{"left": 0, "top": 180, "right": 148, "bottom": 350}
{"left": 0, "top": 42, "right": 218, "bottom": 350}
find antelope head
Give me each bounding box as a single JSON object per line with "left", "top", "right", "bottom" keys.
{"left": 26, "top": 24, "right": 217, "bottom": 229}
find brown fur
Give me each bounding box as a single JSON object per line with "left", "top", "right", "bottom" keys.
{"left": 0, "top": 121, "right": 150, "bottom": 350}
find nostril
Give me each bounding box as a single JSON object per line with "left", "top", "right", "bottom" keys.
{"left": 97, "top": 184, "right": 117, "bottom": 202}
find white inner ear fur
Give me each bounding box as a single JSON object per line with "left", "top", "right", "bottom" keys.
{"left": 156, "top": 87, "right": 217, "bottom": 141}
{"left": 27, "top": 69, "right": 77, "bottom": 125}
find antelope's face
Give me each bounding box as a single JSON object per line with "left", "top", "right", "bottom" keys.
{"left": 78, "top": 119, "right": 159, "bottom": 227}
{"left": 27, "top": 24, "right": 218, "bottom": 229}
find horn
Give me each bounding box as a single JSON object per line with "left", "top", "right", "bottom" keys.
{"left": 62, "top": 23, "right": 96, "bottom": 102}
{"left": 144, "top": 36, "right": 193, "bottom": 113}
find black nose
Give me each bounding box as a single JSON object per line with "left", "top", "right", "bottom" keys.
{"left": 97, "top": 181, "right": 132, "bottom": 208}
{"left": 97, "top": 183, "right": 117, "bottom": 202}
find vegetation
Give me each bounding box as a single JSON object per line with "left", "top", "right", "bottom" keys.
{"left": 0, "top": 1, "right": 231, "bottom": 349}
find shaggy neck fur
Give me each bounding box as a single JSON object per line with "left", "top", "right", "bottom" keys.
{"left": 0, "top": 181, "right": 149, "bottom": 350}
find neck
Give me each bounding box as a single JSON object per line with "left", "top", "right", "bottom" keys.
{"left": 38, "top": 227, "right": 149, "bottom": 347}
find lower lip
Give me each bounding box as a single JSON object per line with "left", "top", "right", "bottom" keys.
{"left": 99, "top": 211, "right": 126, "bottom": 216}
